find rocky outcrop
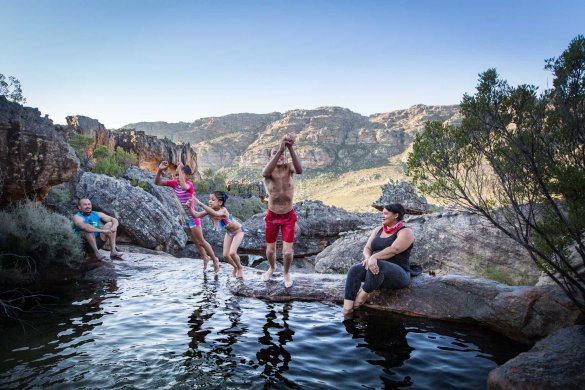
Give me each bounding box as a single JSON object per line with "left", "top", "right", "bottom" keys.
{"left": 239, "top": 200, "right": 375, "bottom": 256}
{"left": 63, "top": 115, "right": 115, "bottom": 154}
{"left": 372, "top": 179, "right": 434, "bottom": 214}
{"left": 228, "top": 273, "right": 582, "bottom": 344}
{"left": 0, "top": 97, "right": 79, "bottom": 206}
{"left": 124, "top": 113, "right": 282, "bottom": 171}
{"left": 112, "top": 129, "right": 199, "bottom": 175}
{"left": 487, "top": 325, "right": 585, "bottom": 389}
{"left": 62, "top": 116, "right": 200, "bottom": 177}
{"left": 122, "top": 105, "right": 462, "bottom": 172}
{"left": 74, "top": 172, "right": 187, "bottom": 253}
{"left": 314, "top": 210, "right": 542, "bottom": 285}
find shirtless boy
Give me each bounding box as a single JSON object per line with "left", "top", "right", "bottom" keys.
{"left": 261, "top": 134, "right": 303, "bottom": 287}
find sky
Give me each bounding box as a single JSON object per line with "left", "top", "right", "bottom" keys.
{"left": 1, "top": 0, "right": 584, "bottom": 129}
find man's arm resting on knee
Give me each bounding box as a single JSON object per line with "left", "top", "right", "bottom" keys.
{"left": 72, "top": 215, "right": 110, "bottom": 234}
{"left": 97, "top": 212, "right": 119, "bottom": 232}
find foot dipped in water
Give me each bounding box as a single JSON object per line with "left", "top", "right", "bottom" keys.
{"left": 262, "top": 267, "right": 276, "bottom": 282}
{"left": 235, "top": 266, "right": 244, "bottom": 279}
{"left": 283, "top": 273, "right": 293, "bottom": 288}
{"left": 213, "top": 257, "right": 220, "bottom": 273}
{"left": 353, "top": 289, "right": 369, "bottom": 309}
{"left": 203, "top": 257, "right": 209, "bottom": 271}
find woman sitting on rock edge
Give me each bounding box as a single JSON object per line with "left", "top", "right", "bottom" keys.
{"left": 342, "top": 203, "right": 414, "bottom": 316}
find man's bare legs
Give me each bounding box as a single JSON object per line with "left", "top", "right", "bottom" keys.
{"left": 81, "top": 231, "right": 106, "bottom": 261}
{"left": 263, "top": 242, "right": 277, "bottom": 281}
{"left": 101, "top": 221, "right": 123, "bottom": 259}
{"left": 188, "top": 226, "right": 220, "bottom": 272}
{"left": 282, "top": 241, "right": 294, "bottom": 288}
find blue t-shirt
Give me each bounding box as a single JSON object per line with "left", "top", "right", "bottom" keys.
{"left": 73, "top": 211, "right": 101, "bottom": 237}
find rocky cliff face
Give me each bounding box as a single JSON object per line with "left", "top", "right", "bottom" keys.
{"left": 0, "top": 97, "right": 79, "bottom": 206}
{"left": 122, "top": 105, "right": 461, "bottom": 172}
{"left": 63, "top": 116, "right": 200, "bottom": 176}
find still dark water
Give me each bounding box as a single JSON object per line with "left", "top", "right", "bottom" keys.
{"left": 0, "top": 255, "right": 526, "bottom": 389}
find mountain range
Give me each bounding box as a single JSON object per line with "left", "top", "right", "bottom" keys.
{"left": 122, "top": 104, "right": 462, "bottom": 210}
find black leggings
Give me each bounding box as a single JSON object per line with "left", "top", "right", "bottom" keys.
{"left": 344, "top": 261, "right": 410, "bottom": 301}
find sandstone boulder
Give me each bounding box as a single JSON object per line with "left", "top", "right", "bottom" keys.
{"left": 228, "top": 273, "right": 582, "bottom": 344}
{"left": 74, "top": 172, "right": 187, "bottom": 253}
{"left": 487, "top": 325, "right": 585, "bottom": 390}
{"left": 239, "top": 200, "right": 375, "bottom": 256}
{"left": 112, "top": 129, "right": 199, "bottom": 175}
{"left": 315, "top": 209, "right": 542, "bottom": 285}
{"left": 372, "top": 179, "right": 434, "bottom": 214}
{"left": 0, "top": 97, "right": 79, "bottom": 206}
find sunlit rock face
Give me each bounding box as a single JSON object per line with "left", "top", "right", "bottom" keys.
{"left": 0, "top": 97, "right": 79, "bottom": 206}
{"left": 63, "top": 116, "right": 200, "bottom": 177}
{"left": 122, "top": 105, "right": 462, "bottom": 172}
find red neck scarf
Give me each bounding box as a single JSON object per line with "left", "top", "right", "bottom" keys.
{"left": 382, "top": 221, "right": 404, "bottom": 235}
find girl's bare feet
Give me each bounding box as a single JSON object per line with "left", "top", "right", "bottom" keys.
{"left": 213, "top": 257, "right": 220, "bottom": 273}
{"left": 203, "top": 257, "right": 209, "bottom": 271}
{"left": 235, "top": 266, "right": 244, "bottom": 279}
{"left": 231, "top": 267, "right": 237, "bottom": 277}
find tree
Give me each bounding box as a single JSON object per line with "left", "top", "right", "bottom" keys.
{"left": 0, "top": 73, "right": 26, "bottom": 104}
{"left": 407, "top": 35, "right": 585, "bottom": 313}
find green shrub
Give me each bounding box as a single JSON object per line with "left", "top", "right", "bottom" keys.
{"left": 93, "top": 158, "right": 124, "bottom": 177}
{"left": 195, "top": 168, "right": 227, "bottom": 194}
{"left": 0, "top": 201, "right": 84, "bottom": 274}
{"left": 129, "top": 178, "right": 149, "bottom": 191}
{"left": 68, "top": 134, "right": 94, "bottom": 156}
{"left": 228, "top": 196, "right": 267, "bottom": 221}
{"left": 92, "top": 146, "right": 138, "bottom": 177}
{"left": 43, "top": 183, "right": 74, "bottom": 214}
{"left": 92, "top": 145, "right": 110, "bottom": 159}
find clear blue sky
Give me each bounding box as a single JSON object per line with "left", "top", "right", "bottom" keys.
{"left": 1, "top": 0, "right": 583, "bottom": 128}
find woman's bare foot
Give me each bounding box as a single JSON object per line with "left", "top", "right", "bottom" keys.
{"left": 203, "top": 257, "right": 209, "bottom": 271}
{"left": 231, "top": 267, "right": 237, "bottom": 277}
{"left": 353, "top": 289, "right": 369, "bottom": 309}
{"left": 262, "top": 267, "right": 276, "bottom": 282}
{"left": 235, "top": 267, "right": 244, "bottom": 279}
{"left": 213, "top": 257, "right": 220, "bottom": 273}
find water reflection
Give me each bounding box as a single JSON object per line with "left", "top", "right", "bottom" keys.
{"left": 343, "top": 311, "right": 414, "bottom": 388}
{"left": 1, "top": 256, "right": 529, "bottom": 390}
{"left": 256, "top": 302, "right": 295, "bottom": 386}
{"left": 0, "top": 280, "right": 118, "bottom": 388}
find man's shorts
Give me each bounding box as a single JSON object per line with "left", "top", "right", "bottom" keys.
{"left": 265, "top": 209, "right": 297, "bottom": 244}
{"left": 83, "top": 233, "right": 106, "bottom": 252}
{"left": 186, "top": 217, "right": 202, "bottom": 228}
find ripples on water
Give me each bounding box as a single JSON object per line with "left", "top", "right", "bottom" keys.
{"left": 0, "top": 256, "right": 526, "bottom": 389}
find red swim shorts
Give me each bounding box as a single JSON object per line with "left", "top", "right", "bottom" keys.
{"left": 264, "top": 209, "right": 297, "bottom": 243}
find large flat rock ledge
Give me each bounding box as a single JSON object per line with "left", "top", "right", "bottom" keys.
{"left": 228, "top": 272, "right": 582, "bottom": 344}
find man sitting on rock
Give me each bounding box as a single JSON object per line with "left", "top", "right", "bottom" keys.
{"left": 72, "top": 198, "right": 123, "bottom": 260}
